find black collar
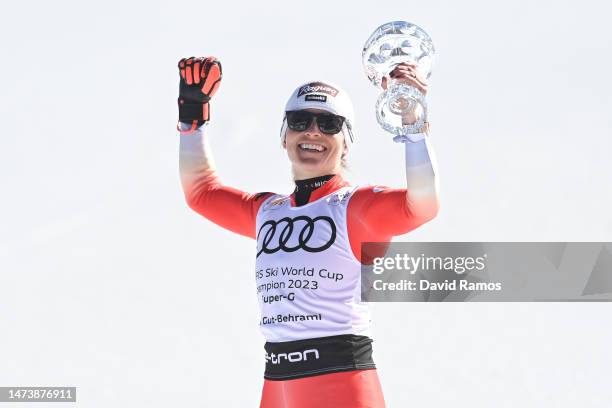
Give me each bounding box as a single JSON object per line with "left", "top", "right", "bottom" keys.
{"left": 293, "top": 174, "right": 335, "bottom": 206}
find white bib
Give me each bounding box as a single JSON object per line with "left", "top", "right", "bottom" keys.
{"left": 255, "top": 186, "right": 372, "bottom": 342}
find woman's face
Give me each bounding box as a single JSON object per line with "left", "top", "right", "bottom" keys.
{"left": 283, "top": 109, "right": 347, "bottom": 180}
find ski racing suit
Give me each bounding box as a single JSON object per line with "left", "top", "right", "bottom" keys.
{"left": 179, "top": 124, "right": 439, "bottom": 407}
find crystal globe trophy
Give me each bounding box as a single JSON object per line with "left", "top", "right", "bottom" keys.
{"left": 362, "top": 21, "right": 435, "bottom": 136}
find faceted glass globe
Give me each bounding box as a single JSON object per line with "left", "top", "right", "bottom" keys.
{"left": 362, "top": 21, "right": 435, "bottom": 135}
{"left": 362, "top": 21, "right": 435, "bottom": 89}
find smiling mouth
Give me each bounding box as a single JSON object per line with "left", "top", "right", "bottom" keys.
{"left": 298, "top": 143, "right": 326, "bottom": 152}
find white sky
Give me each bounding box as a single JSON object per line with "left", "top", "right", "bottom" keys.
{"left": 1, "top": 0, "right": 611, "bottom": 406}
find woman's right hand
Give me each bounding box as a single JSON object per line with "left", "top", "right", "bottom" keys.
{"left": 178, "top": 56, "right": 222, "bottom": 128}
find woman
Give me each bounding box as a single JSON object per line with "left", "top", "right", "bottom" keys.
{"left": 178, "top": 56, "right": 439, "bottom": 407}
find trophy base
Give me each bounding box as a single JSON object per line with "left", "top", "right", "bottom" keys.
{"left": 376, "top": 83, "right": 428, "bottom": 135}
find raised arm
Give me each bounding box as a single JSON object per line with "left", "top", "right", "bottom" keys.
{"left": 347, "top": 63, "right": 440, "bottom": 260}
{"left": 177, "top": 57, "right": 270, "bottom": 239}
{"left": 347, "top": 133, "right": 439, "bottom": 242}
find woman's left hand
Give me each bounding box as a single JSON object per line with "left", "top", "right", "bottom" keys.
{"left": 381, "top": 62, "right": 429, "bottom": 95}
{"left": 382, "top": 63, "right": 430, "bottom": 130}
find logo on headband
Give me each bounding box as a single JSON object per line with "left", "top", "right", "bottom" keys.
{"left": 305, "top": 94, "right": 327, "bottom": 102}
{"left": 298, "top": 82, "right": 339, "bottom": 98}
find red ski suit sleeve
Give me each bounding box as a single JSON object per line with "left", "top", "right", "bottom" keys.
{"left": 180, "top": 128, "right": 438, "bottom": 263}
{"left": 179, "top": 125, "right": 271, "bottom": 239}
{"left": 347, "top": 186, "right": 431, "bottom": 263}
{"left": 184, "top": 172, "right": 270, "bottom": 239}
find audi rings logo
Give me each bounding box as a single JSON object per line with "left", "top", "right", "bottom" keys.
{"left": 257, "top": 216, "right": 336, "bottom": 257}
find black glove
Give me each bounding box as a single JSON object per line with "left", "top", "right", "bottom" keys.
{"left": 178, "top": 56, "right": 222, "bottom": 129}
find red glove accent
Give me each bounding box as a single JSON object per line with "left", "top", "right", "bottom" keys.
{"left": 177, "top": 56, "right": 222, "bottom": 132}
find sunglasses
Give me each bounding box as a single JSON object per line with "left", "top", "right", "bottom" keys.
{"left": 285, "top": 110, "right": 345, "bottom": 135}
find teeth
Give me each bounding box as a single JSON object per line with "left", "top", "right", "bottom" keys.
{"left": 299, "top": 143, "right": 325, "bottom": 152}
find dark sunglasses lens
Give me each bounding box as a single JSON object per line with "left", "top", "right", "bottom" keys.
{"left": 317, "top": 115, "right": 344, "bottom": 134}
{"left": 286, "top": 111, "right": 312, "bottom": 131}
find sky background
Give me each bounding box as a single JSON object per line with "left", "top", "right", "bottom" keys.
{"left": 1, "top": 0, "right": 611, "bottom": 406}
